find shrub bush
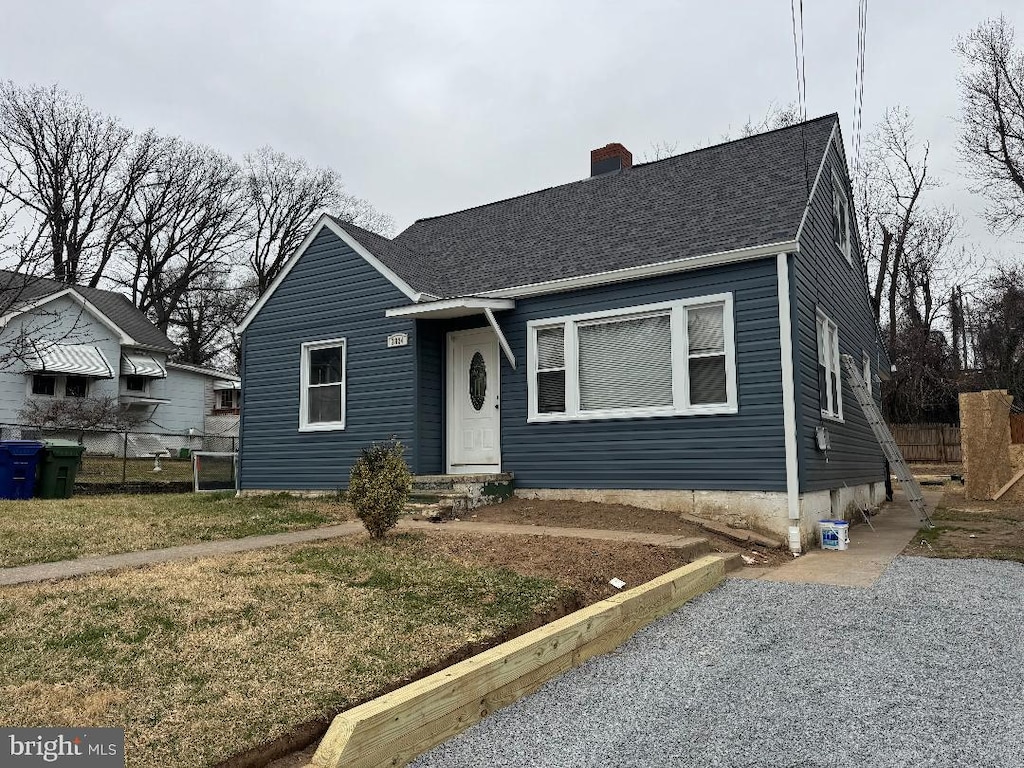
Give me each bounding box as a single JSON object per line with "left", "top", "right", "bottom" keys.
{"left": 348, "top": 439, "right": 413, "bottom": 538}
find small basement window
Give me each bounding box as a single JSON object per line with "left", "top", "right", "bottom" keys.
{"left": 299, "top": 338, "right": 346, "bottom": 431}
{"left": 65, "top": 376, "right": 88, "bottom": 398}
{"left": 32, "top": 375, "right": 56, "bottom": 396}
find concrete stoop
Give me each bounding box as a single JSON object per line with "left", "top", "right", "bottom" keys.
{"left": 405, "top": 473, "right": 514, "bottom": 520}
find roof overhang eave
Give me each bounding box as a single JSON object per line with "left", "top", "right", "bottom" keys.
{"left": 472, "top": 240, "right": 801, "bottom": 300}
{"left": 384, "top": 297, "right": 516, "bottom": 320}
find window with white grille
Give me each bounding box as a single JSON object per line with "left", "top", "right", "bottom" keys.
{"left": 817, "top": 312, "right": 842, "bottom": 419}
{"left": 527, "top": 295, "right": 736, "bottom": 421}
{"left": 299, "top": 338, "right": 346, "bottom": 431}
{"left": 535, "top": 325, "right": 566, "bottom": 414}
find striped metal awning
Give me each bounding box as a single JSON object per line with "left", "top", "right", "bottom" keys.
{"left": 28, "top": 344, "right": 114, "bottom": 378}
{"left": 121, "top": 352, "right": 167, "bottom": 378}
{"left": 213, "top": 380, "right": 241, "bottom": 391}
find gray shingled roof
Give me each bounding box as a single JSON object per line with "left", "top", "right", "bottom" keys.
{"left": 337, "top": 114, "right": 837, "bottom": 298}
{"left": 328, "top": 217, "right": 449, "bottom": 296}
{"left": 0, "top": 271, "right": 176, "bottom": 352}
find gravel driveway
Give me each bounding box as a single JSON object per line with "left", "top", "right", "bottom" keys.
{"left": 413, "top": 557, "right": 1024, "bottom": 768}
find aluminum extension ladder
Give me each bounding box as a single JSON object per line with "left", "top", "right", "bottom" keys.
{"left": 840, "top": 354, "right": 934, "bottom": 527}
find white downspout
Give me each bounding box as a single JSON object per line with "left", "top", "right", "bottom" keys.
{"left": 776, "top": 252, "right": 802, "bottom": 554}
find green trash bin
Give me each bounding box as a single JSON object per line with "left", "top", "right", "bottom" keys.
{"left": 38, "top": 439, "right": 86, "bottom": 499}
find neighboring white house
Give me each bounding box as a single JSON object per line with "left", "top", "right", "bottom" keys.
{"left": 0, "top": 271, "right": 239, "bottom": 455}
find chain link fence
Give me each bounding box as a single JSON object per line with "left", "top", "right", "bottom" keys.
{"left": 0, "top": 423, "right": 237, "bottom": 493}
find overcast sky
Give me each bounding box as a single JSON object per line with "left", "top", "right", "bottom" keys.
{"left": 2, "top": 1, "right": 1021, "bottom": 262}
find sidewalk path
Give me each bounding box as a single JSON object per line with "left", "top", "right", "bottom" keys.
{"left": 732, "top": 487, "right": 941, "bottom": 587}
{"left": 0, "top": 519, "right": 708, "bottom": 587}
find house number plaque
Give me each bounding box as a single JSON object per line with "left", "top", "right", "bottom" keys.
{"left": 387, "top": 333, "right": 408, "bottom": 348}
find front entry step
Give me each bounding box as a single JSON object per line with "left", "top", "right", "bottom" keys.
{"left": 405, "top": 474, "right": 514, "bottom": 520}
{"left": 412, "top": 472, "right": 513, "bottom": 491}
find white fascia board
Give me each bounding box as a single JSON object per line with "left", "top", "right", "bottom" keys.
{"left": 0, "top": 288, "right": 135, "bottom": 345}
{"left": 475, "top": 240, "right": 799, "bottom": 300}
{"left": 384, "top": 297, "right": 515, "bottom": 319}
{"left": 795, "top": 120, "right": 839, "bottom": 244}
{"left": 236, "top": 214, "right": 433, "bottom": 334}
{"left": 71, "top": 292, "right": 135, "bottom": 345}
{"left": 0, "top": 289, "right": 70, "bottom": 326}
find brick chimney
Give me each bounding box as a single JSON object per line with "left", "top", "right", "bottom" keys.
{"left": 590, "top": 143, "right": 633, "bottom": 176}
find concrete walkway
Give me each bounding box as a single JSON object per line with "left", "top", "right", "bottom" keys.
{"left": 0, "top": 518, "right": 708, "bottom": 587}
{"left": 732, "top": 487, "right": 941, "bottom": 587}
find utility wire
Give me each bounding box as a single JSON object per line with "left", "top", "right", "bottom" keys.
{"left": 790, "top": 0, "right": 806, "bottom": 120}
{"left": 800, "top": 0, "right": 807, "bottom": 120}
{"left": 852, "top": 0, "right": 868, "bottom": 179}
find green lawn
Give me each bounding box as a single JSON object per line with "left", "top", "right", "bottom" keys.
{"left": 0, "top": 492, "right": 354, "bottom": 568}
{"left": 0, "top": 534, "right": 566, "bottom": 767}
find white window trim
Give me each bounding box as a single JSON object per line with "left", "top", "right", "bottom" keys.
{"left": 862, "top": 351, "right": 871, "bottom": 392}
{"left": 526, "top": 294, "right": 737, "bottom": 423}
{"left": 123, "top": 375, "right": 150, "bottom": 395}
{"left": 298, "top": 337, "right": 347, "bottom": 432}
{"left": 817, "top": 312, "right": 843, "bottom": 422}
{"left": 218, "top": 389, "right": 239, "bottom": 409}
{"left": 832, "top": 171, "right": 852, "bottom": 265}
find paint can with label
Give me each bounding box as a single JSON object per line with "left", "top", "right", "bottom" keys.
{"left": 818, "top": 520, "right": 840, "bottom": 550}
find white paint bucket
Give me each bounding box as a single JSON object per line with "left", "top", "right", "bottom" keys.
{"left": 819, "top": 520, "right": 841, "bottom": 550}
{"left": 833, "top": 521, "right": 850, "bottom": 550}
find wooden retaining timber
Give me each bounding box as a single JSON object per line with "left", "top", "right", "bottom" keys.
{"left": 310, "top": 555, "right": 727, "bottom": 768}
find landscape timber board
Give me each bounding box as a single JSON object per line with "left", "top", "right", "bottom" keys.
{"left": 310, "top": 555, "right": 727, "bottom": 768}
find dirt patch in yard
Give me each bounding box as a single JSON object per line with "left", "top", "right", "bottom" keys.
{"left": 466, "top": 496, "right": 704, "bottom": 534}
{"left": 458, "top": 497, "right": 792, "bottom": 568}
{"left": 427, "top": 531, "right": 693, "bottom": 604}
{"left": 903, "top": 482, "right": 1024, "bottom": 563}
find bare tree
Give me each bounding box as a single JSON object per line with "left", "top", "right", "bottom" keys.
{"left": 19, "top": 394, "right": 145, "bottom": 437}
{"left": 966, "top": 267, "right": 1024, "bottom": 399}
{"left": 116, "top": 139, "right": 248, "bottom": 332}
{"left": 244, "top": 146, "right": 393, "bottom": 294}
{"left": 957, "top": 16, "right": 1024, "bottom": 232}
{"left": 740, "top": 101, "right": 802, "bottom": 136}
{"left": 856, "top": 108, "right": 936, "bottom": 347}
{"left": 171, "top": 271, "right": 250, "bottom": 370}
{"left": 0, "top": 82, "right": 155, "bottom": 285}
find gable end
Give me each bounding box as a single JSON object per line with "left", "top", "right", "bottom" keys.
{"left": 237, "top": 215, "right": 430, "bottom": 335}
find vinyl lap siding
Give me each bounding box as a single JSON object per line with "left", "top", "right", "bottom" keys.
{"left": 497, "top": 259, "right": 787, "bottom": 491}
{"left": 240, "top": 229, "right": 416, "bottom": 489}
{"left": 794, "top": 135, "right": 885, "bottom": 492}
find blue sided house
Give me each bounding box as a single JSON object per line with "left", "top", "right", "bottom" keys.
{"left": 237, "top": 114, "right": 889, "bottom": 552}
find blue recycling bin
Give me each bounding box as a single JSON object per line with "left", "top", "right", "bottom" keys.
{"left": 0, "top": 440, "right": 44, "bottom": 499}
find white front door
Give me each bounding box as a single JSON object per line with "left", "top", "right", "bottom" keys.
{"left": 447, "top": 328, "right": 501, "bottom": 473}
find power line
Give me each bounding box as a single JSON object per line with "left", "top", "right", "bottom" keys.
{"left": 852, "top": 0, "right": 869, "bottom": 179}
{"left": 790, "top": 0, "right": 806, "bottom": 120}
{"left": 800, "top": 0, "right": 807, "bottom": 120}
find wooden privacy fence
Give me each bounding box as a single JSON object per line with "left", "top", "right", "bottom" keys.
{"left": 1011, "top": 414, "right": 1024, "bottom": 445}
{"left": 890, "top": 423, "right": 961, "bottom": 463}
